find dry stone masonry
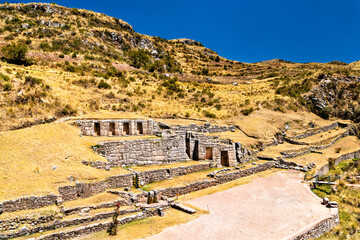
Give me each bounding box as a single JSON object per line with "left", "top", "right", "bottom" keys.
{"left": 77, "top": 119, "right": 154, "bottom": 137}
{"left": 96, "top": 136, "right": 188, "bottom": 166}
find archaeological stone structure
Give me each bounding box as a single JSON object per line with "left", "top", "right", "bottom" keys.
{"left": 76, "top": 119, "right": 154, "bottom": 136}
{"left": 76, "top": 119, "right": 252, "bottom": 167}
{"left": 96, "top": 136, "right": 189, "bottom": 166}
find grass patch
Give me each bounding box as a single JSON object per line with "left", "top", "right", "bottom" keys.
{"left": 77, "top": 208, "right": 206, "bottom": 240}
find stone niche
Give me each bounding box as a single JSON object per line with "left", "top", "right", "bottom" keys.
{"left": 185, "top": 132, "right": 237, "bottom": 167}
{"left": 76, "top": 119, "right": 154, "bottom": 137}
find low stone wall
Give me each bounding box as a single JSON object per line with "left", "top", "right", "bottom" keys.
{"left": 63, "top": 199, "right": 130, "bottom": 216}
{"left": 0, "top": 195, "right": 58, "bottom": 213}
{"left": 215, "top": 161, "right": 276, "bottom": 184}
{"left": 281, "top": 131, "right": 349, "bottom": 159}
{"left": 0, "top": 211, "right": 62, "bottom": 232}
{"left": 81, "top": 160, "right": 110, "bottom": 170}
{"left": 58, "top": 173, "right": 134, "bottom": 201}
{"left": 136, "top": 162, "right": 212, "bottom": 186}
{"left": 289, "top": 210, "right": 339, "bottom": 240}
{"left": 25, "top": 208, "right": 161, "bottom": 240}
{"left": 162, "top": 122, "right": 236, "bottom": 133}
{"left": 316, "top": 150, "right": 360, "bottom": 176}
{"left": 0, "top": 208, "right": 141, "bottom": 239}
{"left": 97, "top": 136, "right": 188, "bottom": 166}
{"left": 291, "top": 122, "right": 340, "bottom": 140}
{"left": 158, "top": 179, "right": 218, "bottom": 198}
{"left": 158, "top": 162, "right": 275, "bottom": 198}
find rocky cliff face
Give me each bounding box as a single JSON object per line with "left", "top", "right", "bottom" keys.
{"left": 305, "top": 74, "right": 360, "bottom": 121}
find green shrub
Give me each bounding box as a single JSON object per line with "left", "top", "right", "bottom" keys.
{"left": 97, "top": 80, "right": 111, "bottom": 89}
{"left": 128, "top": 49, "right": 152, "bottom": 69}
{"left": 25, "top": 76, "right": 42, "bottom": 86}
{"left": 203, "top": 110, "right": 216, "bottom": 118}
{"left": 58, "top": 104, "right": 77, "bottom": 116}
{"left": 59, "top": 54, "right": 65, "bottom": 58}
{"left": 1, "top": 42, "right": 29, "bottom": 65}
{"left": 39, "top": 42, "right": 51, "bottom": 51}
{"left": 3, "top": 83, "right": 12, "bottom": 91}
{"left": 241, "top": 107, "right": 254, "bottom": 116}
{"left": 202, "top": 68, "right": 209, "bottom": 75}
{"left": 0, "top": 73, "right": 10, "bottom": 81}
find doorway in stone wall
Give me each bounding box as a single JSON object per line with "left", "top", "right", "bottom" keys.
{"left": 205, "top": 147, "right": 213, "bottom": 160}
{"left": 94, "top": 122, "right": 101, "bottom": 136}
{"left": 123, "top": 122, "right": 130, "bottom": 135}
{"left": 137, "top": 122, "right": 143, "bottom": 134}
{"left": 221, "top": 151, "right": 229, "bottom": 166}
{"left": 109, "top": 122, "right": 116, "bottom": 136}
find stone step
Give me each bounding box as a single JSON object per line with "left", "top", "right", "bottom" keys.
{"left": 170, "top": 202, "right": 197, "bottom": 214}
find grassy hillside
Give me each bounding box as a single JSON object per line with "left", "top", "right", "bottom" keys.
{"left": 313, "top": 159, "right": 360, "bottom": 239}
{"left": 0, "top": 2, "right": 359, "bottom": 131}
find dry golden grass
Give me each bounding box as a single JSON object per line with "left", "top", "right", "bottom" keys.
{"left": 0, "top": 205, "right": 59, "bottom": 221}
{"left": 141, "top": 168, "right": 223, "bottom": 191}
{"left": 300, "top": 128, "right": 346, "bottom": 144}
{"left": 259, "top": 143, "right": 308, "bottom": 158}
{"left": 228, "top": 109, "right": 333, "bottom": 141}
{"left": 62, "top": 192, "right": 121, "bottom": 209}
{"left": 130, "top": 160, "right": 207, "bottom": 172}
{"left": 292, "top": 136, "right": 360, "bottom": 170}
{"left": 0, "top": 122, "right": 135, "bottom": 200}
{"left": 76, "top": 208, "right": 207, "bottom": 240}
{"left": 206, "top": 130, "right": 261, "bottom": 147}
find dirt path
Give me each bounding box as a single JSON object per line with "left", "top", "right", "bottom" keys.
{"left": 142, "top": 171, "right": 332, "bottom": 240}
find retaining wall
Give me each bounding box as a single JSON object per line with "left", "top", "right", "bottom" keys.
{"left": 97, "top": 136, "right": 188, "bottom": 166}
{"left": 289, "top": 210, "right": 339, "bottom": 240}
{"left": 291, "top": 122, "right": 340, "bottom": 140}
{"left": 58, "top": 173, "right": 134, "bottom": 201}
{"left": 158, "top": 162, "right": 275, "bottom": 198}
{"left": 0, "top": 195, "right": 58, "bottom": 213}
{"left": 317, "top": 149, "right": 360, "bottom": 176}
{"left": 165, "top": 122, "right": 236, "bottom": 133}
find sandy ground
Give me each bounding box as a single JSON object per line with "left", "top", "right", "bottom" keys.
{"left": 142, "top": 171, "right": 332, "bottom": 240}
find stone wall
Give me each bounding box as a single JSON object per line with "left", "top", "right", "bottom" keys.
{"left": 280, "top": 130, "right": 350, "bottom": 159}
{"left": 215, "top": 161, "right": 276, "bottom": 183}
{"left": 77, "top": 119, "right": 154, "bottom": 137}
{"left": 0, "top": 208, "right": 141, "bottom": 239}
{"left": 289, "top": 209, "right": 339, "bottom": 240}
{"left": 97, "top": 136, "right": 189, "bottom": 166}
{"left": 58, "top": 173, "right": 134, "bottom": 201}
{"left": 21, "top": 208, "right": 161, "bottom": 240}
{"left": 161, "top": 122, "right": 236, "bottom": 133}
{"left": 316, "top": 149, "right": 360, "bottom": 176}
{"left": 137, "top": 162, "right": 212, "bottom": 186}
{"left": 63, "top": 199, "right": 130, "bottom": 216}
{"left": 291, "top": 122, "right": 340, "bottom": 140}
{"left": 0, "top": 195, "right": 58, "bottom": 213}
{"left": 158, "top": 162, "right": 275, "bottom": 198}
{"left": 186, "top": 132, "right": 237, "bottom": 167}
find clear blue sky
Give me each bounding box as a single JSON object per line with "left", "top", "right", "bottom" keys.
{"left": 5, "top": 0, "right": 360, "bottom": 63}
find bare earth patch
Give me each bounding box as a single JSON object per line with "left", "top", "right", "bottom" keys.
{"left": 142, "top": 171, "right": 332, "bottom": 240}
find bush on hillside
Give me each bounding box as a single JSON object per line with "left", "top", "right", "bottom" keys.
{"left": 128, "top": 49, "right": 152, "bottom": 69}
{"left": 1, "top": 42, "right": 30, "bottom": 65}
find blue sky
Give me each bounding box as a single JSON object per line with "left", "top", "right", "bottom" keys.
{"left": 5, "top": 0, "right": 360, "bottom": 63}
